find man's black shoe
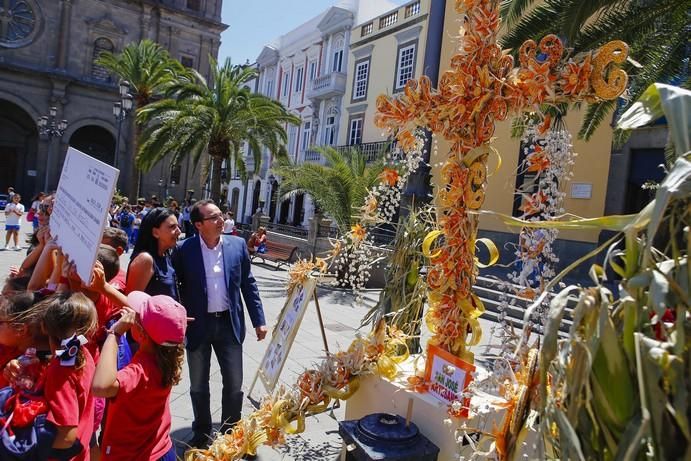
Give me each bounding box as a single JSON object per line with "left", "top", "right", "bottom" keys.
{"left": 185, "top": 433, "right": 211, "bottom": 450}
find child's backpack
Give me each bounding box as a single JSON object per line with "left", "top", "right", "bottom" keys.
{"left": 0, "top": 386, "right": 57, "bottom": 460}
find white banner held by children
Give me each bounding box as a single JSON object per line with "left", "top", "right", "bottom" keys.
{"left": 51, "top": 147, "right": 119, "bottom": 283}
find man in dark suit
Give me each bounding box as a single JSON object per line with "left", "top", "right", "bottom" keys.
{"left": 174, "top": 199, "right": 267, "bottom": 448}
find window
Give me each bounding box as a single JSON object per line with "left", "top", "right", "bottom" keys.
{"left": 170, "top": 163, "right": 182, "bottom": 184}
{"left": 282, "top": 71, "right": 290, "bottom": 97}
{"left": 324, "top": 115, "right": 336, "bottom": 145}
{"left": 265, "top": 79, "right": 274, "bottom": 97}
{"left": 405, "top": 1, "right": 421, "bottom": 18}
{"left": 332, "top": 49, "right": 343, "bottom": 73}
{"left": 186, "top": 0, "right": 201, "bottom": 11}
{"left": 294, "top": 66, "right": 304, "bottom": 92}
{"left": 380, "top": 11, "right": 398, "bottom": 29}
{"left": 288, "top": 125, "right": 298, "bottom": 156}
{"left": 395, "top": 43, "right": 416, "bottom": 89}
{"left": 361, "top": 23, "right": 373, "bottom": 36}
{"left": 309, "top": 61, "right": 317, "bottom": 80}
{"left": 180, "top": 56, "right": 194, "bottom": 68}
{"left": 301, "top": 122, "right": 311, "bottom": 152}
{"left": 348, "top": 118, "right": 363, "bottom": 145}
{"left": 353, "top": 60, "right": 369, "bottom": 100}
{"left": 91, "top": 37, "right": 115, "bottom": 81}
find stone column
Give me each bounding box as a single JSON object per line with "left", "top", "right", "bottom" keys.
{"left": 56, "top": 0, "right": 73, "bottom": 70}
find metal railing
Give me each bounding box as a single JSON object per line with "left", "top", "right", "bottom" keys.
{"left": 266, "top": 222, "right": 308, "bottom": 239}
{"left": 334, "top": 140, "right": 396, "bottom": 163}
{"left": 304, "top": 149, "right": 323, "bottom": 163}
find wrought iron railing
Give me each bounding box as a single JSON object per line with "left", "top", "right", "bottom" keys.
{"left": 266, "top": 222, "right": 308, "bottom": 239}
{"left": 334, "top": 140, "right": 396, "bottom": 163}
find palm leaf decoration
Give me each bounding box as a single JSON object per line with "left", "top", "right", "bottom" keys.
{"left": 500, "top": 0, "right": 689, "bottom": 139}
{"left": 137, "top": 58, "right": 300, "bottom": 201}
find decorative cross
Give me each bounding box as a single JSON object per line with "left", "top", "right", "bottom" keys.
{"left": 375, "top": 0, "right": 628, "bottom": 361}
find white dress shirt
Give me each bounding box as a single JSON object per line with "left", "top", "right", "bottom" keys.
{"left": 200, "top": 236, "right": 230, "bottom": 313}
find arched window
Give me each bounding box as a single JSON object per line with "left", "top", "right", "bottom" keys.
{"left": 91, "top": 37, "right": 114, "bottom": 81}
{"left": 332, "top": 35, "right": 344, "bottom": 73}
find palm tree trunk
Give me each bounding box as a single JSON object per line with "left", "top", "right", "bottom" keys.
{"left": 210, "top": 156, "right": 223, "bottom": 203}
{"left": 129, "top": 121, "right": 141, "bottom": 200}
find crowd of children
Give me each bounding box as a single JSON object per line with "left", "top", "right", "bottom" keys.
{"left": 0, "top": 193, "right": 189, "bottom": 461}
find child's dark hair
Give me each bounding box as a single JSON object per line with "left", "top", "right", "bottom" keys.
{"left": 41, "top": 292, "right": 97, "bottom": 370}
{"left": 0, "top": 291, "right": 48, "bottom": 345}
{"left": 96, "top": 244, "right": 120, "bottom": 281}
{"left": 3, "top": 275, "right": 31, "bottom": 294}
{"left": 102, "top": 227, "right": 128, "bottom": 253}
{"left": 153, "top": 343, "right": 184, "bottom": 387}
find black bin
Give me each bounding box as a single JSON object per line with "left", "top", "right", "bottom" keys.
{"left": 339, "top": 413, "right": 440, "bottom": 461}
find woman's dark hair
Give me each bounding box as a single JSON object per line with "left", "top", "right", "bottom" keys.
{"left": 154, "top": 343, "right": 185, "bottom": 387}
{"left": 130, "top": 207, "right": 176, "bottom": 260}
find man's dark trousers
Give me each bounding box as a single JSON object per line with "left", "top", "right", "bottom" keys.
{"left": 188, "top": 311, "right": 243, "bottom": 434}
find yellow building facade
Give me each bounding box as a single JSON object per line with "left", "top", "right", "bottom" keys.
{"left": 431, "top": 2, "right": 620, "bottom": 265}
{"left": 339, "top": 0, "right": 431, "bottom": 146}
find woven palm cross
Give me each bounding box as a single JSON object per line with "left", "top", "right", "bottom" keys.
{"left": 375, "top": 0, "right": 629, "bottom": 360}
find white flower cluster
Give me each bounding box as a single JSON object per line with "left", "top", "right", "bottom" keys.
{"left": 505, "top": 122, "right": 575, "bottom": 331}
{"left": 333, "top": 233, "right": 374, "bottom": 294}
{"left": 333, "top": 130, "right": 426, "bottom": 293}
{"left": 373, "top": 133, "right": 426, "bottom": 224}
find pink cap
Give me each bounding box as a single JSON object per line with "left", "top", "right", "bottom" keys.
{"left": 127, "top": 291, "right": 187, "bottom": 346}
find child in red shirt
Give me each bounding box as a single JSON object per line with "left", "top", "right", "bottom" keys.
{"left": 93, "top": 292, "right": 187, "bottom": 461}
{"left": 41, "top": 291, "right": 98, "bottom": 461}
{"left": 0, "top": 291, "right": 52, "bottom": 387}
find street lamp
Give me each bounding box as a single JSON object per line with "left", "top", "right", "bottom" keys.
{"left": 113, "top": 80, "right": 133, "bottom": 170}
{"left": 37, "top": 107, "right": 68, "bottom": 192}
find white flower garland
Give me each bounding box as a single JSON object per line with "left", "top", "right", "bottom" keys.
{"left": 331, "top": 130, "right": 426, "bottom": 293}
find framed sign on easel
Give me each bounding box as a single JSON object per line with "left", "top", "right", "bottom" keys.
{"left": 248, "top": 276, "right": 330, "bottom": 399}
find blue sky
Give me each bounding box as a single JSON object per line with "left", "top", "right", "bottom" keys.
{"left": 218, "top": 1, "right": 405, "bottom": 65}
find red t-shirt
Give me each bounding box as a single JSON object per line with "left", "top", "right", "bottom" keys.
{"left": 110, "top": 270, "right": 127, "bottom": 293}
{"left": 44, "top": 350, "right": 96, "bottom": 461}
{"left": 0, "top": 345, "right": 21, "bottom": 388}
{"left": 101, "top": 350, "right": 172, "bottom": 461}
{"left": 86, "top": 293, "right": 119, "bottom": 362}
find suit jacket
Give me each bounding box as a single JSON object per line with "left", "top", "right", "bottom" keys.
{"left": 174, "top": 234, "right": 265, "bottom": 350}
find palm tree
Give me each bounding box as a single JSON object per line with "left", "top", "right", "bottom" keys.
{"left": 136, "top": 59, "right": 300, "bottom": 201}
{"left": 272, "top": 146, "right": 385, "bottom": 233}
{"left": 96, "top": 39, "right": 186, "bottom": 198}
{"left": 499, "top": 0, "right": 689, "bottom": 139}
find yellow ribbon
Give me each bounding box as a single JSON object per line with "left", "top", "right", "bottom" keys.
{"left": 475, "top": 237, "right": 499, "bottom": 268}
{"left": 323, "top": 376, "right": 361, "bottom": 401}
{"left": 422, "top": 230, "right": 444, "bottom": 260}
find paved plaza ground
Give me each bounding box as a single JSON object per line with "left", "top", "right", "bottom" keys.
{"left": 0, "top": 216, "right": 502, "bottom": 460}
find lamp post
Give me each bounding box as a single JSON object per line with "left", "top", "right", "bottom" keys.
{"left": 37, "top": 106, "right": 68, "bottom": 193}
{"left": 112, "top": 80, "right": 134, "bottom": 170}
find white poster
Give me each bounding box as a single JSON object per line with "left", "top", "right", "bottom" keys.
{"left": 258, "top": 277, "right": 317, "bottom": 393}
{"left": 51, "top": 147, "right": 119, "bottom": 283}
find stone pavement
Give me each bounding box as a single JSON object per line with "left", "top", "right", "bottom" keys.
{"left": 0, "top": 215, "right": 503, "bottom": 460}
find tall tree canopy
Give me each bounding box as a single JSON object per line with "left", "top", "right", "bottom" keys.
{"left": 137, "top": 59, "right": 300, "bottom": 201}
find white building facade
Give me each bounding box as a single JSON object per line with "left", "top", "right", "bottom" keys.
{"left": 227, "top": 0, "right": 401, "bottom": 227}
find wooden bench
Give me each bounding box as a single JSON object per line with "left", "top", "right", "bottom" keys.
{"left": 250, "top": 241, "right": 298, "bottom": 270}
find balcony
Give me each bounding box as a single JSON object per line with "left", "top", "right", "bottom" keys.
{"left": 303, "top": 149, "right": 324, "bottom": 164}
{"left": 306, "top": 72, "right": 347, "bottom": 100}
{"left": 335, "top": 140, "right": 395, "bottom": 163}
